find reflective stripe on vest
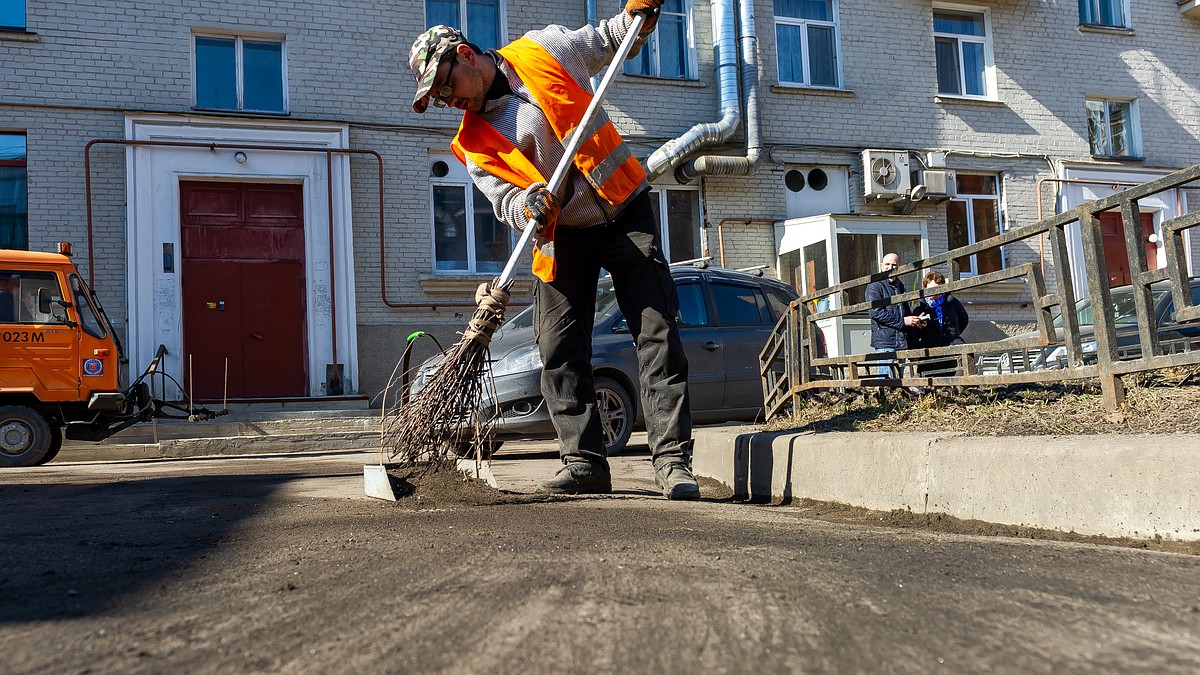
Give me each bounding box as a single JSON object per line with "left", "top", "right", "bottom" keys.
{"left": 451, "top": 38, "right": 645, "bottom": 207}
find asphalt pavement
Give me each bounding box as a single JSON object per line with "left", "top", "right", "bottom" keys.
{"left": 3, "top": 443, "right": 1200, "bottom": 673}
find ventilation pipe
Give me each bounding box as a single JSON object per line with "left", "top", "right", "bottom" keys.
{"left": 644, "top": 0, "right": 740, "bottom": 180}
{"left": 644, "top": 0, "right": 762, "bottom": 184}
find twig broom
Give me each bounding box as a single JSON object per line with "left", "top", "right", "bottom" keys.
{"left": 384, "top": 13, "right": 650, "bottom": 466}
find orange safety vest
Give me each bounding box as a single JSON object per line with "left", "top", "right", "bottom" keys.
{"left": 451, "top": 37, "right": 647, "bottom": 282}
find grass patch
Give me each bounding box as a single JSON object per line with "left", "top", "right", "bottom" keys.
{"left": 765, "top": 366, "right": 1200, "bottom": 436}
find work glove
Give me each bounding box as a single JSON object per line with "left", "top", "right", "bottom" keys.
{"left": 522, "top": 182, "right": 560, "bottom": 233}
{"left": 625, "top": 0, "right": 663, "bottom": 35}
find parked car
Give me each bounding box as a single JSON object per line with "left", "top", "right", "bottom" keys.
{"left": 984, "top": 278, "right": 1200, "bottom": 372}
{"left": 412, "top": 264, "right": 803, "bottom": 455}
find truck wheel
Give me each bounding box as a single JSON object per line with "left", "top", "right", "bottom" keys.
{"left": 0, "top": 406, "right": 53, "bottom": 468}
{"left": 36, "top": 426, "right": 64, "bottom": 465}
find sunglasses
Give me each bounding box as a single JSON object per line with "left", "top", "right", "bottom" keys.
{"left": 431, "top": 56, "right": 457, "bottom": 108}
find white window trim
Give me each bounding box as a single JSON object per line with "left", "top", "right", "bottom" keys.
{"left": 932, "top": 3, "right": 997, "bottom": 101}
{"left": 1085, "top": 96, "right": 1142, "bottom": 158}
{"left": 1079, "top": 0, "right": 1131, "bottom": 29}
{"left": 428, "top": 156, "right": 514, "bottom": 275}
{"left": 649, "top": 185, "right": 705, "bottom": 262}
{"left": 774, "top": 0, "right": 843, "bottom": 89}
{"left": 949, "top": 174, "right": 1005, "bottom": 277}
{"left": 423, "top": 0, "right": 508, "bottom": 50}
{"left": 626, "top": 0, "right": 697, "bottom": 80}
{"left": 192, "top": 31, "right": 289, "bottom": 114}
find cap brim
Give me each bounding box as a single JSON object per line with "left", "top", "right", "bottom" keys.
{"left": 411, "top": 49, "right": 450, "bottom": 113}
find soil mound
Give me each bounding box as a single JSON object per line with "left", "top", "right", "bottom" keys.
{"left": 384, "top": 464, "right": 566, "bottom": 508}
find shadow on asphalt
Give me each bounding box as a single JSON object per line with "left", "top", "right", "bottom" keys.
{"left": 0, "top": 473, "right": 296, "bottom": 623}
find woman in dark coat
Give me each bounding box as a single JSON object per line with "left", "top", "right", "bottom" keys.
{"left": 910, "top": 271, "right": 969, "bottom": 376}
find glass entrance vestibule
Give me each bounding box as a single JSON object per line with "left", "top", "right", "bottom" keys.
{"left": 775, "top": 214, "right": 928, "bottom": 357}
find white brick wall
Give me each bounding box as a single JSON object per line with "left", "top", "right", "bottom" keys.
{"left": 3, "top": 0, "right": 1200, "bottom": 398}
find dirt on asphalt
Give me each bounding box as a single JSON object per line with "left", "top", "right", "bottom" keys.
{"left": 391, "top": 468, "right": 1200, "bottom": 557}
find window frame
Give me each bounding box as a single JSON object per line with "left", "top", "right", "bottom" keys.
{"left": 932, "top": 3, "right": 996, "bottom": 101}
{"left": 428, "top": 156, "right": 515, "bottom": 275}
{"left": 774, "top": 0, "right": 843, "bottom": 89}
{"left": 648, "top": 185, "right": 705, "bottom": 264}
{"left": 624, "top": 0, "right": 697, "bottom": 80}
{"left": 1085, "top": 96, "right": 1141, "bottom": 159}
{"left": 946, "top": 173, "right": 1005, "bottom": 277}
{"left": 192, "top": 32, "right": 289, "bottom": 114}
{"left": 1078, "top": 0, "right": 1130, "bottom": 29}
{"left": 424, "top": 0, "right": 507, "bottom": 52}
{"left": 0, "top": 132, "right": 27, "bottom": 251}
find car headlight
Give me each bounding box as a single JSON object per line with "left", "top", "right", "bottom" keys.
{"left": 491, "top": 345, "right": 543, "bottom": 378}
{"left": 1081, "top": 340, "right": 1097, "bottom": 353}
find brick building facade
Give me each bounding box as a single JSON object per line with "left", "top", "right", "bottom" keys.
{"left": 2, "top": 0, "right": 1199, "bottom": 400}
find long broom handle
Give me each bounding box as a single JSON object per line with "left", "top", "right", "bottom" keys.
{"left": 496, "top": 11, "right": 648, "bottom": 288}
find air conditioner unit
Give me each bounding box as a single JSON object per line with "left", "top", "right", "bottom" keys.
{"left": 861, "top": 150, "right": 911, "bottom": 199}
{"left": 920, "top": 169, "right": 958, "bottom": 201}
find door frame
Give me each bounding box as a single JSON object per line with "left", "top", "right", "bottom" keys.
{"left": 124, "top": 115, "right": 358, "bottom": 399}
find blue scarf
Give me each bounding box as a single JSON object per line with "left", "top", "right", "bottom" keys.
{"left": 929, "top": 294, "right": 947, "bottom": 325}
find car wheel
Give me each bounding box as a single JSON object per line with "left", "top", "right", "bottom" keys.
{"left": 0, "top": 406, "right": 53, "bottom": 468}
{"left": 36, "top": 426, "right": 64, "bottom": 465}
{"left": 595, "top": 375, "right": 634, "bottom": 456}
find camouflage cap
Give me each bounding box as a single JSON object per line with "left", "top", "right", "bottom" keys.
{"left": 408, "top": 25, "right": 468, "bottom": 113}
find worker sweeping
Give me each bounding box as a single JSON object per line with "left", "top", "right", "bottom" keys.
{"left": 407, "top": 0, "right": 700, "bottom": 499}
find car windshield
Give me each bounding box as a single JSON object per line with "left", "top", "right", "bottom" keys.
{"left": 1054, "top": 287, "right": 1168, "bottom": 328}
{"left": 503, "top": 277, "right": 619, "bottom": 330}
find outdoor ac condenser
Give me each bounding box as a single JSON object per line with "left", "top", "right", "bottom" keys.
{"left": 861, "top": 150, "right": 912, "bottom": 199}
{"left": 921, "top": 169, "right": 958, "bottom": 201}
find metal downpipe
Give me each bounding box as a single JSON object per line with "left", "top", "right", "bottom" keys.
{"left": 677, "top": 0, "right": 763, "bottom": 183}
{"left": 643, "top": 0, "right": 740, "bottom": 180}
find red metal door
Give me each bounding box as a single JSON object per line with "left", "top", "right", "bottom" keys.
{"left": 181, "top": 182, "right": 307, "bottom": 399}
{"left": 1099, "top": 211, "right": 1157, "bottom": 288}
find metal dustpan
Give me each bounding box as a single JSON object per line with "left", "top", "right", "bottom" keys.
{"left": 364, "top": 464, "right": 397, "bottom": 501}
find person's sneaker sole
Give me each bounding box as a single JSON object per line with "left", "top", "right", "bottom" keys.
{"left": 536, "top": 482, "right": 612, "bottom": 495}
{"left": 664, "top": 483, "right": 701, "bottom": 500}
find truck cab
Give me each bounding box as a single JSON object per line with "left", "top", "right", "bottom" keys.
{"left": 1, "top": 244, "right": 219, "bottom": 467}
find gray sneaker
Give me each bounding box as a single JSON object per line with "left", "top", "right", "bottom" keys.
{"left": 537, "top": 462, "right": 612, "bottom": 495}
{"left": 654, "top": 462, "right": 701, "bottom": 500}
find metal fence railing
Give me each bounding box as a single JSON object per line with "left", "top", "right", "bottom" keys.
{"left": 760, "top": 163, "right": 1200, "bottom": 419}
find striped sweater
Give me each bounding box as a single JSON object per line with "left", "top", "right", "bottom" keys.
{"left": 463, "top": 11, "right": 650, "bottom": 232}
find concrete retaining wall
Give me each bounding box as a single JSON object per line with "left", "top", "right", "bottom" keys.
{"left": 692, "top": 427, "right": 1200, "bottom": 541}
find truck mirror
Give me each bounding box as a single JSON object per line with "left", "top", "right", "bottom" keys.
{"left": 37, "top": 287, "right": 53, "bottom": 314}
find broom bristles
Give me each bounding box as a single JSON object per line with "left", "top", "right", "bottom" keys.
{"left": 383, "top": 283, "right": 511, "bottom": 467}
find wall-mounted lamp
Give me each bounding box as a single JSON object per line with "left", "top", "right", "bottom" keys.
{"left": 234, "top": 151, "right": 248, "bottom": 164}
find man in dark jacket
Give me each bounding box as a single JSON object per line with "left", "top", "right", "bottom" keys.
{"left": 865, "top": 253, "right": 920, "bottom": 376}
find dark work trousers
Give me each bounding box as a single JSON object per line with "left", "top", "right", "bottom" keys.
{"left": 533, "top": 190, "right": 693, "bottom": 471}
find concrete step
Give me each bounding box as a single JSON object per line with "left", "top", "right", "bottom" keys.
{"left": 56, "top": 426, "right": 385, "bottom": 463}
{"left": 87, "top": 413, "right": 380, "bottom": 444}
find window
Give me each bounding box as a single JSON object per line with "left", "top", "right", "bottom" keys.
{"left": 0, "top": 133, "right": 26, "bottom": 250}
{"left": 1079, "top": 0, "right": 1128, "bottom": 28}
{"left": 946, "top": 174, "right": 1003, "bottom": 276}
{"left": 0, "top": 1, "right": 24, "bottom": 30}
{"left": 1086, "top": 98, "right": 1140, "bottom": 158}
{"left": 676, "top": 282, "right": 708, "bottom": 326}
{"left": 837, "top": 232, "right": 922, "bottom": 304}
{"left": 426, "top": 0, "right": 502, "bottom": 51}
{"left": 430, "top": 158, "right": 512, "bottom": 274}
{"left": 194, "top": 35, "right": 286, "bottom": 113}
{"left": 775, "top": 0, "right": 840, "bottom": 87}
{"left": 711, "top": 281, "right": 770, "bottom": 325}
{"left": 933, "top": 7, "right": 994, "bottom": 98}
{"left": 69, "top": 274, "right": 106, "bottom": 338}
{"left": 648, "top": 188, "right": 703, "bottom": 263}
{"left": 625, "top": 0, "right": 694, "bottom": 79}
{"left": 0, "top": 271, "right": 66, "bottom": 324}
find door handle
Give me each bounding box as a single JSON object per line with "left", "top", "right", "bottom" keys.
{"left": 703, "top": 341, "right": 721, "bottom": 351}
{"left": 250, "top": 333, "right": 264, "bottom": 341}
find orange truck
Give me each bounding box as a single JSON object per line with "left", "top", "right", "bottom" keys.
{"left": 1, "top": 243, "right": 221, "bottom": 467}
